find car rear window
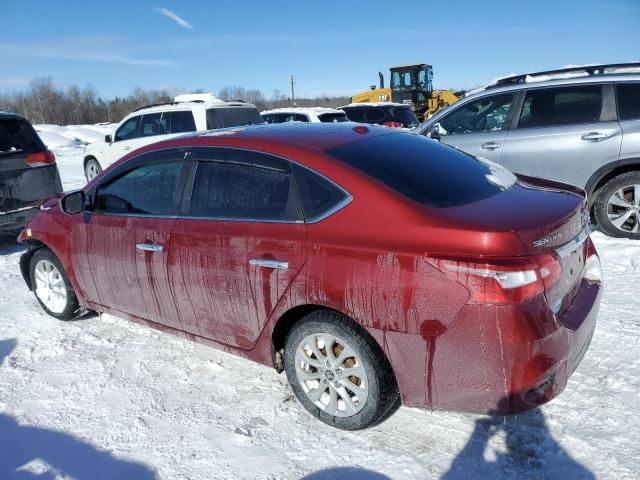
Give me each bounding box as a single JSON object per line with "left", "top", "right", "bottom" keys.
{"left": 341, "top": 108, "right": 366, "bottom": 122}
{"left": 0, "top": 118, "right": 42, "bottom": 155}
{"left": 326, "top": 133, "right": 510, "bottom": 208}
{"left": 318, "top": 113, "right": 348, "bottom": 123}
{"left": 206, "top": 108, "right": 264, "bottom": 129}
{"left": 390, "top": 107, "right": 419, "bottom": 126}
{"left": 617, "top": 83, "right": 640, "bottom": 121}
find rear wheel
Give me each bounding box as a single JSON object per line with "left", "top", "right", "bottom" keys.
{"left": 84, "top": 158, "right": 102, "bottom": 182}
{"left": 594, "top": 171, "right": 640, "bottom": 238}
{"left": 29, "top": 248, "right": 80, "bottom": 320}
{"left": 284, "top": 310, "right": 399, "bottom": 430}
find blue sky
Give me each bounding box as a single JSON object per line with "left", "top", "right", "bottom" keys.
{"left": 0, "top": 0, "right": 638, "bottom": 99}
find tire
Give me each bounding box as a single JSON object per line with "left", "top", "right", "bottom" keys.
{"left": 29, "top": 248, "right": 80, "bottom": 320}
{"left": 284, "top": 310, "right": 399, "bottom": 430}
{"left": 594, "top": 171, "right": 640, "bottom": 239}
{"left": 84, "top": 157, "right": 102, "bottom": 182}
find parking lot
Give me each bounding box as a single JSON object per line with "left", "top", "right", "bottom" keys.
{"left": 0, "top": 150, "right": 637, "bottom": 480}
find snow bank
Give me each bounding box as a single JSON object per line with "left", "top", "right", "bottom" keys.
{"left": 174, "top": 93, "right": 223, "bottom": 104}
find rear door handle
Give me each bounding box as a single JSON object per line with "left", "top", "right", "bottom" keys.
{"left": 481, "top": 142, "right": 501, "bottom": 150}
{"left": 136, "top": 243, "right": 163, "bottom": 252}
{"left": 249, "top": 259, "right": 289, "bottom": 270}
{"left": 581, "top": 132, "right": 608, "bottom": 141}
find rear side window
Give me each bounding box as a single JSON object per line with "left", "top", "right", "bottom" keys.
{"left": 318, "top": 113, "right": 348, "bottom": 123}
{"left": 326, "top": 133, "right": 509, "bottom": 208}
{"left": 291, "top": 163, "right": 349, "bottom": 221}
{"left": 114, "top": 116, "right": 141, "bottom": 142}
{"left": 166, "top": 111, "right": 197, "bottom": 133}
{"left": 519, "top": 85, "right": 603, "bottom": 128}
{"left": 190, "top": 161, "right": 299, "bottom": 221}
{"left": 206, "top": 108, "right": 264, "bottom": 129}
{"left": 294, "top": 114, "right": 309, "bottom": 122}
{"left": 342, "top": 108, "right": 366, "bottom": 122}
{"left": 440, "top": 94, "right": 514, "bottom": 135}
{"left": 0, "top": 118, "right": 42, "bottom": 154}
{"left": 93, "top": 161, "right": 183, "bottom": 215}
{"left": 617, "top": 83, "right": 640, "bottom": 121}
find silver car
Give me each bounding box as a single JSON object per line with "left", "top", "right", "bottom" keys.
{"left": 415, "top": 63, "right": 640, "bottom": 239}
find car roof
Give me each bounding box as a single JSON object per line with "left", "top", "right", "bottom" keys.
{"left": 260, "top": 107, "right": 345, "bottom": 116}
{"left": 464, "top": 68, "right": 640, "bottom": 100}
{"left": 141, "top": 122, "right": 399, "bottom": 153}
{"left": 339, "top": 102, "right": 408, "bottom": 109}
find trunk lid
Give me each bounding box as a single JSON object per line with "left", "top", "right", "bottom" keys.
{"left": 439, "top": 175, "right": 589, "bottom": 315}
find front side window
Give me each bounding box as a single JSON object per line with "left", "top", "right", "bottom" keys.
{"left": 440, "top": 94, "right": 514, "bottom": 135}
{"left": 140, "top": 113, "right": 165, "bottom": 137}
{"left": 190, "top": 161, "right": 299, "bottom": 221}
{"left": 93, "top": 161, "right": 183, "bottom": 215}
{"left": 167, "top": 111, "right": 197, "bottom": 133}
{"left": 617, "top": 83, "right": 640, "bottom": 121}
{"left": 206, "top": 108, "right": 264, "bottom": 129}
{"left": 291, "top": 163, "right": 348, "bottom": 221}
{"left": 327, "top": 133, "right": 510, "bottom": 208}
{"left": 114, "top": 116, "right": 141, "bottom": 142}
{"left": 518, "top": 85, "right": 603, "bottom": 128}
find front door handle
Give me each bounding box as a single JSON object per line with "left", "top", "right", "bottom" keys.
{"left": 249, "top": 259, "right": 289, "bottom": 270}
{"left": 123, "top": 145, "right": 131, "bottom": 151}
{"left": 136, "top": 243, "right": 163, "bottom": 252}
{"left": 581, "top": 132, "right": 608, "bottom": 141}
{"left": 481, "top": 142, "right": 501, "bottom": 150}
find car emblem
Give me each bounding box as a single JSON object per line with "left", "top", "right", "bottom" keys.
{"left": 533, "top": 231, "right": 562, "bottom": 248}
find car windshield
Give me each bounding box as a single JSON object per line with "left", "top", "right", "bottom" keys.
{"left": 206, "top": 108, "right": 265, "bottom": 129}
{"left": 326, "top": 133, "right": 513, "bottom": 208}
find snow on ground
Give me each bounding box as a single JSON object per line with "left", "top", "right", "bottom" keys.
{"left": 0, "top": 154, "right": 639, "bottom": 479}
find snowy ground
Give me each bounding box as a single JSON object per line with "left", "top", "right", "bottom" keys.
{"left": 0, "top": 148, "right": 639, "bottom": 479}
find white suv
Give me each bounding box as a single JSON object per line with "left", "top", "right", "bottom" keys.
{"left": 83, "top": 94, "right": 264, "bottom": 181}
{"left": 260, "top": 107, "right": 348, "bottom": 124}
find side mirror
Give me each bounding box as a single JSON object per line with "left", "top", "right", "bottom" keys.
{"left": 105, "top": 134, "right": 112, "bottom": 144}
{"left": 61, "top": 191, "right": 86, "bottom": 214}
{"left": 428, "top": 123, "right": 444, "bottom": 141}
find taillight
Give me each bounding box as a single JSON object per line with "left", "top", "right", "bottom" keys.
{"left": 426, "top": 254, "right": 562, "bottom": 305}
{"left": 25, "top": 150, "right": 56, "bottom": 167}
{"left": 383, "top": 121, "right": 403, "bottom": 128}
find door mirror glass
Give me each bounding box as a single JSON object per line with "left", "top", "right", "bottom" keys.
{"left": 61, "top": 191, "right": 86, "bottom": 214}
{"left": 105, "top": 134, "right": 112, "bottom": 144}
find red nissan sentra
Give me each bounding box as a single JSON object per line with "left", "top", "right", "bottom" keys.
{"left": 18, "top": 123, "right": 602, "bottom": 430}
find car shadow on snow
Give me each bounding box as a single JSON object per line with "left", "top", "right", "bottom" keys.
{"left": 0, "top": 338, "right": 157, "bottom": 480}
{"left": 442, "top": 397, "right": 595, "bottom": 480}
{"left": 303, "top": 467, "right": 391, "bottom": 479}
{"left": 0, "top": 234, "right": 25, "bottom": 256}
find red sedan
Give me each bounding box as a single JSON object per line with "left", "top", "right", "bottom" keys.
{"left": 18, "top": 123, "right": 602, "bottom": 430}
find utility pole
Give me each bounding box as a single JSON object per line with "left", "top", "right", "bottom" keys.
{"left": 289, "top": 75, "right": 296, "bottom": 106}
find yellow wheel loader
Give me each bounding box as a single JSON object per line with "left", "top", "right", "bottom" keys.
{"left": 350, "top": 64, "right": 461, "bottom": 121}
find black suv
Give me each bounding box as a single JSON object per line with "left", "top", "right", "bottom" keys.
{"left": 339, "top": 103, "right": 420, "bottom": 129}
{"left": 0, "top": 112, "right": 62, "bottom": 235}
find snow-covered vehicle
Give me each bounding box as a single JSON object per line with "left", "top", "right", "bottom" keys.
{"left": 261, "top": 107, "right": 348, "bottom": 124}
{"left": 82, "top": 94, "right": 264, "bottom": 181}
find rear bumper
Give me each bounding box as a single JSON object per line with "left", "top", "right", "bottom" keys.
{"left": 384, "top": 277, "right": 602, "bottom": 414}
{"left": 0, "top": 206, "right": 38, "bottom": 232}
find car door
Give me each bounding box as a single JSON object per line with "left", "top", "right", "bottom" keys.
{"left": 432, "top": 92, "right": 517, "bottom": 163}
{"left": 500, "top": 84, "right": 622, "bottom": 188}
{"left": 168, "top": 147, "right": 307, "bottom": 349}
{"left": 106, "top": 115, "right": 142, "bottom": 167}
{"left": 70, "top": 148, "right": 189, "bottom": 329}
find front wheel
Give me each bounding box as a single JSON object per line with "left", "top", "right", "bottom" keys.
{"left": 29, "top": 248, "right": 80, "bottom": 320}
{"left": 84, "top": 158, "right": 102, "bottom": 182}
{"left": 594, "top": 171, "right": 640, "bottom": 238}
{"left": 284, "top": 311, "right": 399, "bottom": 430}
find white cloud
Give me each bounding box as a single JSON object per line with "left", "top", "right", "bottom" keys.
{"left": 154, "top": 7, "right": 193, "bottom": 30}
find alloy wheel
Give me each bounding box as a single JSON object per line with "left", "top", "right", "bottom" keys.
{"left": 33, "top": 259, "right": 68, "bottom": 314}
{"left": 294, "top": 333, "right": 369, "bottom": 417}
{"left": 606, "top": 184, "right": 640, "bottom": 234}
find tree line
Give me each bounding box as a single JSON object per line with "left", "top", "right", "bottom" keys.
{"left": 0, "top": 78, "right": 350, "bottom": 125}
